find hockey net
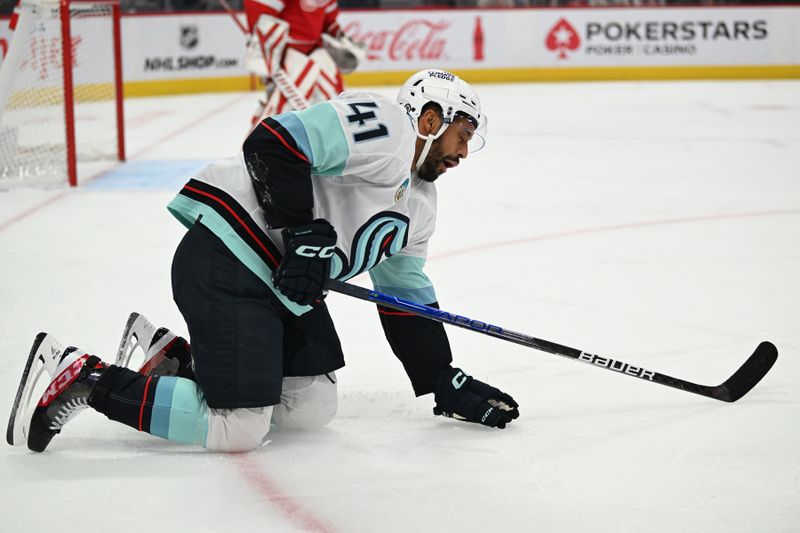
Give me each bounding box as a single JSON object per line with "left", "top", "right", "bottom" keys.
{"left": 0, "top": 0, "right": 124, "bottom": 189}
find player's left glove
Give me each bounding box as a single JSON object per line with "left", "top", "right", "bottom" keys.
{"left": 433, "top": 366, "right": 519, "bottom": 429}
{"left": 273, "top": 219, "right": 337, "bottom": 306}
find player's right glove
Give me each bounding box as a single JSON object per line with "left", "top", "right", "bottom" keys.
{"left": 433, "top": 366, "right": 519, "bottom": 429}
{"left": 273, "top": 219, "right": 337, "bottom": 306}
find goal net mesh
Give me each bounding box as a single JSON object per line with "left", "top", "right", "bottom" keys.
{"left": 0, "top": 0, "right": 121, "bottom": 188}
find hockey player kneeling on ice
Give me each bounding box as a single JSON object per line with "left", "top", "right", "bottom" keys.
{"left": 7, "top": 69, "right": 520, "bottom": 453}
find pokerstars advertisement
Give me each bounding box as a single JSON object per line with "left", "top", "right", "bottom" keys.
{"left": 337, "top": 7, "right": 799, "bottom": 70}
{"left": 532, "top": 8, "right": 800, "bottom": 66}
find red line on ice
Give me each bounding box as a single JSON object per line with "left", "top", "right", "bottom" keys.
{"left": 431, "top": 208, "right": 800, "bottom": 260}
{"left": 0, "top": 192, "right": 69, "bottom": 232}
{"left": 232, "top": 454, "right": 336, "bottom": 533}
{"left": 0, "top": 93, "right": 252, "bottom": 232}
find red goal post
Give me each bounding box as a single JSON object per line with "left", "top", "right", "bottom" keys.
{"left": 0, "top": 0, "right": 125, "bottom": 188}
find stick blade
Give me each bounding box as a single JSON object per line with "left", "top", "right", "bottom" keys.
{"left": 711, "top": 341, "right": 778, "bottom": 402}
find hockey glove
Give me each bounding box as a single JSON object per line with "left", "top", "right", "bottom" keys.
{"left": 273, "top": 219, "right": 337, "bottom": 306}
{"left": 321, "top": 33, "right": 367, "bottom": 74}
{"left": 433, "top": 367, "right": 519, "bottom": 429}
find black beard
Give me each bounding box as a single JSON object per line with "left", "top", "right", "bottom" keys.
{"left": 416, "top": 157, "right": 441, "bottom": 182}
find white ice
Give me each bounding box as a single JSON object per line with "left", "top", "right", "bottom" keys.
{"left": 1, "top": 80, "right": 798, "bottom": 533}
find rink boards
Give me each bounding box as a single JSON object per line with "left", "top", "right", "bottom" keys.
{"left": 1, "top": 5, "right": 799, "bottom": 96}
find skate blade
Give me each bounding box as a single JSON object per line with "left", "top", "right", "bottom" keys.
{"left": 114, "top": 312, "right": 154, "bottom": 369}
{"left": 7, "top": 333, "right": 64, "bottom": 446}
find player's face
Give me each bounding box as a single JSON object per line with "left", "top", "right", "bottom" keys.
{"left": 417, "top": 117, "right": 475, "bottom": 183}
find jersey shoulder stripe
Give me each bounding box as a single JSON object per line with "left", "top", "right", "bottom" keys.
{"left": 257, "top": 118, "right": 309, "bottom": 163}
{"left": 274, "top": 103, "right": 349, "bottom": 176}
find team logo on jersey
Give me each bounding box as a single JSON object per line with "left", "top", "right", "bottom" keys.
{"left": 394, "top": 178, "right": 410, "bottom": 203}
{"left": 330, "top": 212, "right": 410, "bottom": 280}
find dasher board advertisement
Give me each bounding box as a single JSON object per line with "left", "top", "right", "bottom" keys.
{"left": 122, "top": 13, "right": 248, "bottom": 81}
{"left": 530, "top": 8, "right": 799, "bottom": 66}
{"left": 338, "top": 7, "right": 800, "bottom": 70}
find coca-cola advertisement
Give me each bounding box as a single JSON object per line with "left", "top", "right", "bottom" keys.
{"left": 345, "top": 20, "right": 450, "bottom": 63}
{"left": 339, "top": 11, "right": 490, "bottom": 71}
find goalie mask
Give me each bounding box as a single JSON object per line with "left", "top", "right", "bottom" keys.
{"left": 397, "top": 69, "right": 486, "bottom": 171}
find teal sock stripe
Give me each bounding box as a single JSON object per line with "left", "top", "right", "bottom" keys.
{"left": 149, "top": 377, "right": 209, "bottom": 446}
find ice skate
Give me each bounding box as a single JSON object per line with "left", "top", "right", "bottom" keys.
{"left": 6, "top": 333, "right": 106, "bottom": 452}
{"left": 115, "top": 312, "right": 193, "bottom": 379}
{"left": 7, "top": 333, "right": 75, "bottom": 446}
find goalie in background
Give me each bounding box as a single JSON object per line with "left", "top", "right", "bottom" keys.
{"left": 243, "top": 0, "right": 366, "bottom": 125}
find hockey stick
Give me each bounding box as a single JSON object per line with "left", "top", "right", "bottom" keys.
{"left": 215, "top": 0, "right": 310, "bottom": 111}
{"left": 324, "top": 279, "right": 778, "bottom": 403}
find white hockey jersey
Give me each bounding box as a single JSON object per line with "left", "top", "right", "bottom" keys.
{"left": 167, "top": 91, "right": 439, "bottom": 316}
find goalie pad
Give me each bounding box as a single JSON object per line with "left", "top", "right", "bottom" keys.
{"left": 257, "top": 47, "right": 343, "bottom": 120}
{"left": 321, "top": 33, "right": 367, "bottom": 74}
{"left": 244, "top": 14, "right": 289, "bottom": 77}
{"left": 6, "top": 333, "right": 85, "bottom": 446}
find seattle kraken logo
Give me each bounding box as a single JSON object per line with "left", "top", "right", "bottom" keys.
{"left": 330, "top": 212, "right": 409, "bottom": 280}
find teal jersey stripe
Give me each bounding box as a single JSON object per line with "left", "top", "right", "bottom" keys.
{"left": 371, "top": 284, "right": 437, "bottom": 304}
{"left": 167, "top": 195, "right": 311, "bottom": 316}
{"left": 167, "top": 378, "right": 209, "bottom": 445}
{"left": 291, "top": 103, "right": 349, "bottom": 176}
{"left": 369, "top": 255, "right": 437, "bottom": 304}
{"left": 149, "top": 377, "right": 209, "bottom": 446}
{"left": 150, "top": 376, "right": 176, "bottom": 440}
{"left": 272, "top": 112, "right": 313, "bottom": 164}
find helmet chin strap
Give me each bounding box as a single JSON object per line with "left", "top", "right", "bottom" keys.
{"left": 413, "top": 123, "right": 449, "bottom": 171}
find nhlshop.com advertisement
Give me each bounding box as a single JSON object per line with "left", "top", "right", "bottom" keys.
{"left": 122, "top": 13, "right": 247, "bottom": 82}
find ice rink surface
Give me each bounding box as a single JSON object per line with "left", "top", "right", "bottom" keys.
{"left": 1, "top": 80, "right": 799, "bottom": 532}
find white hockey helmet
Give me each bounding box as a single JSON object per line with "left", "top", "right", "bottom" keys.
{"left": 397, "top": 69, "right": 486, "bottom": 170}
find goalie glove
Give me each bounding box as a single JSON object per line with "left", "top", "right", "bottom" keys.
{"left": 433, "top": 367, "right": 520, "bottom": 429}
{"left": 321, "top": 32, "right": 367, "bottom": 74}
{"left": 244, "top": 15, "right": 289, "bottom": 77}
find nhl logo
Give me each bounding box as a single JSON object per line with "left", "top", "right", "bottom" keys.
{"left": 180, "top": 25, "right": 199, "bottom": 50}
{"left": 394, "top": 178, "right": 410, "bottom": 203}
